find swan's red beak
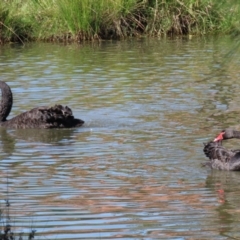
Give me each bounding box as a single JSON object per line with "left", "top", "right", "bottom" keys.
{"left": 214, "top": 132, "right": 225, "bottom": 142}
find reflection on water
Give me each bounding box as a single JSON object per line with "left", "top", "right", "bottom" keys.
{"left": 0, "top": 36, "right": 239, "bottom": 239}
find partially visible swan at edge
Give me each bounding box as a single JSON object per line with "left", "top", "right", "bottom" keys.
{"left": 0, "top": 81, "right": 84, "bottom": 129}
{"left": 203, "top": 129, "right": 240, "bottom": 170}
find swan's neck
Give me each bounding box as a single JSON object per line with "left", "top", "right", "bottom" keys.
{"left": 0, "top": 81, "right": 13, "bottom": 121}
{"left": 233, "top": 130, "right": 240, "bottom": 139}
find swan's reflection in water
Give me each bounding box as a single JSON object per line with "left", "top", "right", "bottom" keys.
{"left": 205, "top": 170, "right": 240, "bottom": 238}
{"left": 0, "top": 127, "right": 79, "bottom": 155}
{"left": 0, "top": 127, "right": 16, "bottom": 157}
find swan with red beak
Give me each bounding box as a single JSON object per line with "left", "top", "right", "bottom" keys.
{"left": 203, "top": 128, "right": 240, "bottom": 170}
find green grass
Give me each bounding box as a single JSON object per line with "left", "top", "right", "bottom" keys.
{"left": 0, "top": 0, "right": 239, "bottom": 43}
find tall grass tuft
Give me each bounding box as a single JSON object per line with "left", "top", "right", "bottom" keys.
{"left": 0, "top": 1, "right": 33, "bottom": 43}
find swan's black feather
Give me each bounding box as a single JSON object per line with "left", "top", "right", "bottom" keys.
{"left": 203, "top": 141, "right": 240, "bottom": 171}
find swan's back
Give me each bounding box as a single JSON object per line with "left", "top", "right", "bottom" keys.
{"left": 203, "top": 141, "right": 240, "bottom": 170}
{"left": 0, "top": 104, "right": 84, "bottom": 129}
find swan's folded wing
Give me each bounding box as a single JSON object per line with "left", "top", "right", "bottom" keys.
{"left": 1, "top": 105, "right": 84, "bottom": 129}
{"left": 203, "top": 141, "right": 234, "bottom": 163}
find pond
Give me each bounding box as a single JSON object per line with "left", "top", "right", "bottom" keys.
{"left": 0, "top": 36, "right": 240, "bottom": 239}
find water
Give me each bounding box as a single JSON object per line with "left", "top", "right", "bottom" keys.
{"left": 0, "top": 36, "right": 240, "bottom": 239}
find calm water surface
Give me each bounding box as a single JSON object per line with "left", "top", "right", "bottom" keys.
{"left": 0, "top": 36, "right": 240, "bottom": 239}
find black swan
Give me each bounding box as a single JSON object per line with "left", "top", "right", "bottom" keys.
{"left": 0, "top": 81, "right": 84, "bottom": 129}
{"left": 203, "top": 129, "right": 240, "bottom": 171}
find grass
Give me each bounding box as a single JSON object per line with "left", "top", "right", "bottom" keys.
{"left": 0, "top": 0, "right": 239, "bottom": 43}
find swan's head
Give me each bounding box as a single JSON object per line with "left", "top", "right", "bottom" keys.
{"left": 214, "top": 128, "right": 235, "bottom": 142}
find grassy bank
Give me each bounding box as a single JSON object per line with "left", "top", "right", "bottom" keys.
{"left": 0, "top": 0, "right": 239, "bottom": 43}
